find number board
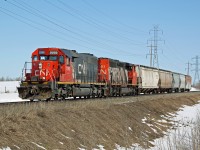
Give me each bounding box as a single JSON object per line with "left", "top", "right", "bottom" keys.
{"left": 50, "top": 51, "right": 58, "bottom": 55}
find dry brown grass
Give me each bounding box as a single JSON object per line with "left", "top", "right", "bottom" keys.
{"left": 0, "top": 92, "right": 200, "bottom": 149}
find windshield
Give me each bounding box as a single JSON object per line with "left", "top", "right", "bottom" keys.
{"left": 40, "top": 55, "right": 57, "bottom": 61}
{"left": 49, "top": 56, "right": 57, "bottom": 61}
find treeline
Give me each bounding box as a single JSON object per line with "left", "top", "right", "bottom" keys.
{"left": 0, "top": 76, "right": 21, "bottom": 81}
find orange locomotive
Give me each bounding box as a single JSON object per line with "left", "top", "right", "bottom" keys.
{"left": 18, "top": 48, "right": 137, "bottom": 101}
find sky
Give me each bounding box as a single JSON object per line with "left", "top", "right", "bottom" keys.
{"left": 0, "top": 0, "right": 200, "bottom": 81}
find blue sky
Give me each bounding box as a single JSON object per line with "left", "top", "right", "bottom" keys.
{"left": 0, "top": 0, "right": 199, "bottom": 80}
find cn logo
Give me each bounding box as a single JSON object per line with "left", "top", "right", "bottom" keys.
{"left": 35, "top": 70, "right": 49, "bottom": 76}
{"left": 78, "top": 61, "right": 86, "bottom": 75}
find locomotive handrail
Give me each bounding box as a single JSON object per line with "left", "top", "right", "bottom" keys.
{"left": 21, "top": 62, "right": 32, "bottom": 81}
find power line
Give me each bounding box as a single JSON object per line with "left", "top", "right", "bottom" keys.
{"left": 2, "top": 1, "right": 124, "bottom": 54}
{"left": 82, "top": 0, "right": 147, "bottom": 34}
{"left": 0, "top": 8, "right": 93, "bottom": 50}
{"left": 45, "top": 0, "right": 145, "bottom": 46}
{"left": 4, "top": 0, "right": 144, "bottom": 56}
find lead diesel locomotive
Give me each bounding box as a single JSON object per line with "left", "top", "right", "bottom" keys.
{"left": 18, "top": 48, "right": 191, "bottom": 101}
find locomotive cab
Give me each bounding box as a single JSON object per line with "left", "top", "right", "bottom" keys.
{"left": 24, "top": 48, "right": 66, "bottom": 82}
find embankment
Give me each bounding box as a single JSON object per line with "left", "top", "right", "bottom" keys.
{"left": 0, "top": 92, "right": 200, "bottom": 149}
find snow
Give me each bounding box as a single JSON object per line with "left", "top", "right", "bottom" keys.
{"left": 13, "top": 145, "right": 20, "bottom": 149}
{"left": 93, "top": 145, "right": 106, "bottom": 150}
{"left": 31, "top": 142, "right": 46, "bottom": 150}
{"left": 150, "top": 102, "right": 200, "bottom": 149}
{"left": 59, "top": 142, "right": 63, "bottom": 145}
{"left": 0, "top": 81, "right": 28, "bottom": 103}
{"left": 0, "top": 93, "right": 27, "bottom": 103}
{"left": 78, "top": 148, "right": 86, "bottom": 150}
{"left": 141, "top": 117, "right": 147, "bottom": 123}
{"left": 0, "top": 81, "right": 19, "bottom": 93}
{"left": 60, "top": 133, "right": 72, "bottom": 139}
{"left": 116, "top": 101, "right": 200, "bottom": 150}
{"left": 190, "top": 87, "right": 200, "bottom": 92}
{"left": 114, "top": 143, "right": 143, "bottom": 150}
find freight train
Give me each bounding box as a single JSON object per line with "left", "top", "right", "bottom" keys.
{"left": 17, "top": 48, "right": 192, "bottom": 101}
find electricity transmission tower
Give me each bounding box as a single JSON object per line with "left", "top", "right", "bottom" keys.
{"left": 191, "top": 56, "right": 200, "bottom": 85}
{"left": 185, "top": 61, "right": 191, "bottom": 75}
{"left": 147, "top": 25, "right": 164, "bottom": 68}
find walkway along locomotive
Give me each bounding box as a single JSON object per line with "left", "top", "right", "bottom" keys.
{"left": 17, "top": 48, "right": 191, "bottom": 101}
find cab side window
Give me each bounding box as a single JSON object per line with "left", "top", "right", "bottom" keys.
{"left": 59, "top": 56, "right": 64, "bottom": 64}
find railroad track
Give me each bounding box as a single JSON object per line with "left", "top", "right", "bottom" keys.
{"left": 0, "top": 91, "right": 197, "bottom": 107}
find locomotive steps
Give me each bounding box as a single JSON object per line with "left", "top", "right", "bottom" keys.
{"left": 0, "top": 92, "right": 200, "bottom": 149}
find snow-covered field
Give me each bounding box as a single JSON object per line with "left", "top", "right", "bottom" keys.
{"left": 0, "top": 81, "right": 19, "bottom": 93}
{"left": 0, "top": 81, "right": 26, "bottom": 103}
{"left": 0, "top": 93, "right": 26, "bottom": 103}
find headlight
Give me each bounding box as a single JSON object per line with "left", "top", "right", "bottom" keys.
{"left": 39, "top": 62, "right": 42, "bottom": 69}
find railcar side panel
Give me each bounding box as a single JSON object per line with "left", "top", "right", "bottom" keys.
{"left": 136, "top": 66, "right": 159, "bottom": 92}
{"left": 159, "top": 70, "right": 173, "bottom": 89}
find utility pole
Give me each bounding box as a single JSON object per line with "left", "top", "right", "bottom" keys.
{"left": 185, "top": 61, "right": 191, "bottom": 75}
{"left": 191, "top": 55, "right": 200, "bottom": 85}
{"left": 147, "top": 25, "right": 164, "bottom": 68}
